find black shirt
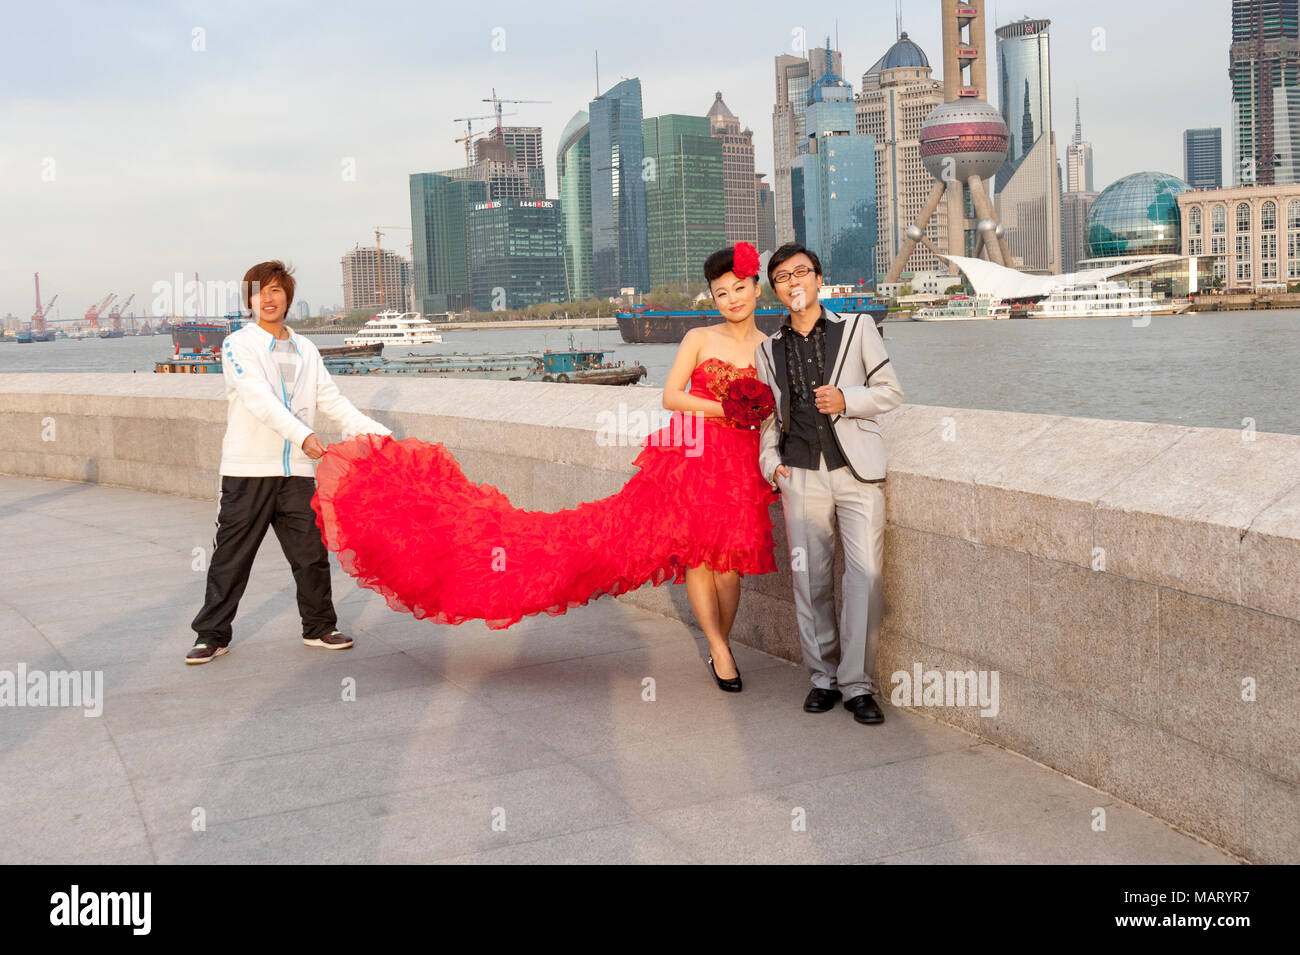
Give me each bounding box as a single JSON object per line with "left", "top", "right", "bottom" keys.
{"left": 780, "top": 315, "right": 847, "bottom": 472}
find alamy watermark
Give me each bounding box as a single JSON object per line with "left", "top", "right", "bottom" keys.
{"left": 0, "top": 665, "right": 103, "bottom": 717}
{"left": 595, "top": 404, "right": 705, "bottom": 457}
{"left": 890, "top": 663, "right": 999, "bottom": 717}
{"left": 49, "top": 886, "right": 150, "bottom": 935}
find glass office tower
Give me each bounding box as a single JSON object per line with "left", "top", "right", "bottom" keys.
{"left": 410, "top": 172, "right": 487, "bottom": 313}
{"left": 995, "top": 17, "right": 1061, "bottom": 272}
{"left": 557, "top": 111, "right": 593, "bottom": 301}
{"left": 1184, "top": 128, "right": 1224, "bottom": 190}
{"left": 588, "top": 78, "right": 651, "bottom": 296}
{"left": 467, "top": 199, "right": 567, "bottom": 311}
{"left": 642, "top": 114, "right": 725, "bottom": 288}
{"left": 794, "top": 65, "right": 877, "bottom": 285}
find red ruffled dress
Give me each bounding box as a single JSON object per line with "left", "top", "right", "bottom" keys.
{"left": 311, "top": 357, "right": 778, "bottom": 629}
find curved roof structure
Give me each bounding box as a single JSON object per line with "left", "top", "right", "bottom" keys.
{"left": 557, "top": 110, "right": 590, "bottom": 157}
{"left": 1086, "top": 170, "right": 1189, "bottom": 258}
{"left": 867, "top": 32, "right": 930, "bottom": 74}
{"left": 939, "top": 253, "right": 1188, "bottom": 300}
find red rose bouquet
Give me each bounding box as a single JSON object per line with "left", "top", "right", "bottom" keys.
{"left": 722, "top": 376, "right": 775, "bottom": 429}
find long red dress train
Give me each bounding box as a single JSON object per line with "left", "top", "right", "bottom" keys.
{"left": 310, "top": 358, "right": 779, "bottom": 629}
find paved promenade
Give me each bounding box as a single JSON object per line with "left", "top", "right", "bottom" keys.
{"left": 0, "top": 476, "right": 1237, "bottom": 864}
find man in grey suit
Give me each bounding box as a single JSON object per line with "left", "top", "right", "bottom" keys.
{"left": 755, "top": 243, "right": 904, "bottom": 724}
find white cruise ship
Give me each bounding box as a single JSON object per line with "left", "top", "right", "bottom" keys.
{"left": 1028, "top": 281, "right": 1180, "bottom": 319}
{"left": 345, "top": 310, "right": 443, "bottom": 346}
{"left": 913, "top": 295, "right": 1010, "bottom": 321}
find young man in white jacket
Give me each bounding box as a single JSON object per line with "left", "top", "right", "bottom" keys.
{"left": 187, "top": 261, "right": 393, "bottom": 664}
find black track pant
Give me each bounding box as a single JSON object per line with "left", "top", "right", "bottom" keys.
{"left": 191, "top": 475, "right": 337, "bottom": 647}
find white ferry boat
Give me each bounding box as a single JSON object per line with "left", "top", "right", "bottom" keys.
{"left": 1028, "top": 281, "right": 1180, "bottom": 319}
{"left": 913, "top": 295, "right": 1010, "bottom": 321}
{"left": 344, "top": 310, "right": 443, "bottom": 346}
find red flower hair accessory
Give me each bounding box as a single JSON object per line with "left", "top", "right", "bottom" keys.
{"left": 732, "top": 242, "right": 760, "bottom": 279}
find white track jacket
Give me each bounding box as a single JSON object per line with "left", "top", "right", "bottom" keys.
{"left": 218, "top": 322, "right": 391, "bottom": 477}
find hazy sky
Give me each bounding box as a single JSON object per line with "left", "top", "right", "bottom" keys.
{"left": 1, "top": 0, "right": 1231, "bottom": 320}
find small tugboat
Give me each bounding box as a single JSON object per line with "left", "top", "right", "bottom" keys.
{"left": 154, "top": 314, "right": 247, "bottom": 373}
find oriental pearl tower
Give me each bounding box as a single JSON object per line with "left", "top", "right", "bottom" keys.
{"left": 884, "top": 0, "right": 1012, "bottom": 283}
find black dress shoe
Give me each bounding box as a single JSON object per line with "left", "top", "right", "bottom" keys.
{"left": 803, "top": 687, "right": 842, "bottom": 712}
{"left": 844, "top": 694, "right": 884, "bottom": 724}
{"left": 707, "top": 655, "right": 742, "bottom": 693}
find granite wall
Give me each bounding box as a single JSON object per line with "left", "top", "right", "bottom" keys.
{"left": 1, "top": 373, "right": 1296, "bottom": 862}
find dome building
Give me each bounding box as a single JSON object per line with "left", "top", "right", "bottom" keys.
{"left": 1085, "top": 171, "right": 1190, "bottom": 259}
{"left": 856, "top": 33, "right": 947, "bottom": 275}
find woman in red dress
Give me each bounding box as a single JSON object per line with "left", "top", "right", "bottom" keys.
{"left": 311, "top": 242, "right": 778, "bottom": 692}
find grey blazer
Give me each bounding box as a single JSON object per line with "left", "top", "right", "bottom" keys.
{"left": 756, "top": 307, "right": 904, "bottom": 488}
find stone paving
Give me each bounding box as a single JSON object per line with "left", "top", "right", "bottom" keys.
{"left": 0, "top": 476, "right": 1237, "bottom": 864}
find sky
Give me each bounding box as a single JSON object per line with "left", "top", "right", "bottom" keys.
{"left": 1, "top": 0, "right": 1233, "bottom": 321}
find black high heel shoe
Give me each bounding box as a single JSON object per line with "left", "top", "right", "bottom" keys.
{"left": 707, "top": 650, "right": 742, "bottom": 693}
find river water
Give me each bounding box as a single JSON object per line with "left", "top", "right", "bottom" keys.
{"left": 2, "top": 312, "right": 1297, "bottom": 435}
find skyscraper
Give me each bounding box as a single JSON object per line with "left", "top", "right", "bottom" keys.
{"left": 589, "top": 78, "right": 650, "bottom": 296}
{"left": 1066, "top": 98, "right": 1094, "bottom": 192}
{"left": 340, "top": 246, "right": 411, "bottom": 312}
{"left": 772, "top": 44, "right": 844, "bottom": 245}
{"left": 794, "top": 54, "right": 877, "bottom": 284}
{"left": 1060, "top": 193, "right": 1097, "bottom": 274}
{"left": 409, "top": 172, "right": 487, "bottom": 313}
{"left": 467, "top": 199, "right": 567, "bottom": 311}
{"left": 707, "top": 92, "right": 758, "bottom": 248}
{"left": 1184, "top": 127, "right": 1224, "bottom": 189}
{"left": 1061, "top": 98, "right": 1099, "bottom": 273}
{"left": 642, "top": 114, "right": 725, "bottom": 288}
{"left": 755, "top": 173, "right": 777, "bottom": 254}
{"left": 857, "top": 32, "right": 946, "bottom": 276}
{"left": 995, "top": 16, "right": 1061, "bottom": 272}
{"left": 476, "top": 126, "right": 546, "bottom": 198}
{"left": 557, "top": 111, "right": 593, "bottom": 300}
{"left": 1230, "top": 0, "right": 1300, "bottom": 185}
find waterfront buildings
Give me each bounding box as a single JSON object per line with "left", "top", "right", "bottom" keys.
{"left": 1178, "top": 181, "right": 1300, "bottom": 289}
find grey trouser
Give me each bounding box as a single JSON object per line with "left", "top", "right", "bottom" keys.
{"left": 778, "top": 458, "right": 886, "bottom": 699}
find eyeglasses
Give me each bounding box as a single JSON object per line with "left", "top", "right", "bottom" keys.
{"left": 772, "top": 265, "right": 813, "bottom": 285}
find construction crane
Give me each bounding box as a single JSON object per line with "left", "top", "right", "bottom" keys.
{"left": 374, "top": 226, "right": 412, "bottom": 308}
{"left": 84, "top": 293, "right": 116, "bottom": 330}
{"left": 107, "top": 293, "right": 135, "bottom": 334}
{"left": 29, "top": 273, "right": 58, "bottom": 340}
{"left": 452, "top": 111, "right": 515, "bottom": 166}
{"left": 481, "top": 89, "right": 550, "bottom": 135}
